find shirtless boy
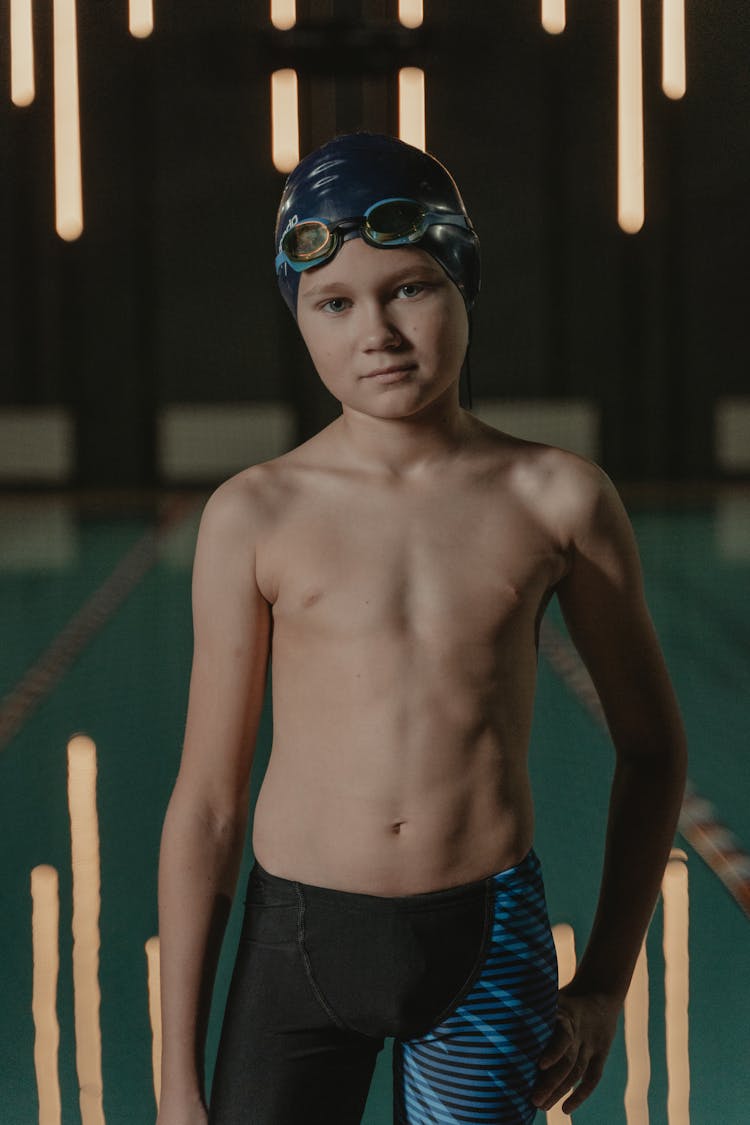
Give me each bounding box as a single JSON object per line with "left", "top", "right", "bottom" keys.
{"left": 156, "top": 132, "right": 687, "bottom": 1125}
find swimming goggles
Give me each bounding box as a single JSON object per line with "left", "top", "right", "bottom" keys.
{"left": 275, "top": 196, "right": 472, "bottom": 273}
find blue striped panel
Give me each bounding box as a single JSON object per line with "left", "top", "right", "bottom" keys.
{"left": 393, "top": 851, "right": 558, "bottom": 1124}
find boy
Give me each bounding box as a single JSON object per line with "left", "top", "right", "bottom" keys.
{"left": 156, "top": 132, "right": 687, "bottom": 1125}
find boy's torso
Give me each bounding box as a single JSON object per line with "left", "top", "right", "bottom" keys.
{"left": 248, "top": 417, "right": 574, "bottom": 896}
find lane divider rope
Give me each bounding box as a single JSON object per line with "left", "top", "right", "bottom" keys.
{"left": 539, "top": 617, "right": 750, "bottom": 919}
{"left": 0, "top": 495, "right": 202, "bottom": 754}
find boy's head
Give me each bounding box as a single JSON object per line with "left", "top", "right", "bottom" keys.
{"left": 274, "top": 132, "right": 480, "bottom": 320}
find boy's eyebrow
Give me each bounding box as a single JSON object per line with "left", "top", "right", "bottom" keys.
{"left": 301, "top": 263, "right": 444, "bottom": 300}
{"left": 300, "top": 281, "right": 346, "bottom": 300}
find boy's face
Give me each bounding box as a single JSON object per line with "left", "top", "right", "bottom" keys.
{"left": 296, "top": 238, "right": 469, "bottom": 419}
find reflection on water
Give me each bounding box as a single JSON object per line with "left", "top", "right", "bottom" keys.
{"left": 663, "top": 850, "right": 690, "bottom": 1123}
{"left": 67, "top": 734, "right": 105, "bottom": 1125}
{"left": 547, "top": 924, "right": 577, "bottom": 1125}
{"left": 31, "top": 864, "right": 61, "bottom": 1125}
{"left": 624, "top": 941, "right": 651, "bottom": 1124}
{"left": 145, "top": 935, "right": 162, "bottom": 1107}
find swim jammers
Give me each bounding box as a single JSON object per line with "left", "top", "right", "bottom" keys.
{"left": 208, "top": 849, "right": 559, "bottom": 1124}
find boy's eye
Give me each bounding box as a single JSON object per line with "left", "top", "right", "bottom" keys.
{"left": 321, "top": 297, "right": 349, "bottom": 313}
{"left": 396, "top": 283, "right": 424, "bottom": 298}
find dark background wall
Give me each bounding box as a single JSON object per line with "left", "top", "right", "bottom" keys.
{"left": 2, "top": 0, "right": 748, "bottom": 485}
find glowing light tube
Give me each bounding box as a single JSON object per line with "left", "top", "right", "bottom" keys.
{"left": 552, "top": 922, "right": 576, "bottom": 988}
{"left": 398, "top": 0, "right": 423, "bottom": 29}
{"left": 399, "top": 67, "right": 425, "bottom": 152}
{"left": 53, "top": 0, "right": 84, "bottom": 239}
{"left": 663, "top": 850, "right": 690, "bottom": 1124}
{"left": 623, "top": 939, "right": 651, "bottom": 1125}
{"left": 271, "top": 69, "right": 299, "bottom": 173}
{"left": 662, "top": 0, "right": 686, "bottom": 99}
{"left": 10, "top": 0, "right": 35, "bottom": 106}
{"left": 541, "top": 0, "right": 566, "bottom": 36}
{"left": 67, "top": 735, "right": 105, "bottom": 1125}
{"left": 546, "top": 924, "right": 577, "bottom": 1125}
{"left": 617, "top": 0, "right": 645, "bottom": 233}
{"left": 271, "top": 0, "right": 296, "bottom": 30}
{"left": 31, "top": 865, "right": 62, "bottom": 1125}
{"left": 129, "top": 0, "right": 154, "bottom": 39}
{"left": 145, "top": 936, "right": 162, "bottom": 1109}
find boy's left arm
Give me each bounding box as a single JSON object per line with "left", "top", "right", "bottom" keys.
{"left": 532, "top": 461, "right": 688, "bottom": 1116}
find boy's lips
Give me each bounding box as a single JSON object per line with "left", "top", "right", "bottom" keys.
{"left": 364, "top": 364, "right": 415, "bottom": 378}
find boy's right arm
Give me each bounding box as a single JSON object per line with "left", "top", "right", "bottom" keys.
{"left": 156, "top": 476, "right": 272, "bottom": 1123}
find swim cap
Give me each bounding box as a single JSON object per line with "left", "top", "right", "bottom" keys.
{"left": 274, "top": 131, "right": 480, "bottom": 319}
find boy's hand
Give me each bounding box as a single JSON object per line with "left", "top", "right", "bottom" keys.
{"left": 155, "top": 1092, "right": 208, "bottom": 1125}
{"left": 532, "top": 989, "right": 621, "bottom": 1115}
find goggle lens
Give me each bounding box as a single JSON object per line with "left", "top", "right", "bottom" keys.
{"left": 282, "top": 221, "right": 334, "bottom": 262}
{"left": 363, "top": 199, "right": 426, "bottom": 244}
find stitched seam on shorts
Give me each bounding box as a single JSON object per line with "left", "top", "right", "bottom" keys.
{"left": 414, "top": 880, "right": 495, "bottom": 1032}
{"left": 294, "top": 883, "right": 374, "bottom": 1041}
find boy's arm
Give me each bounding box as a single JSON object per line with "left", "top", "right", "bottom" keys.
{"left": 156, "top": 476, "right": 271, "bottom": 1121}
{"left": 532, "top": 460, "right": 688, "bottom": 1116}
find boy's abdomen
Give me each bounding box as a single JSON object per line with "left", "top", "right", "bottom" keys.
{"left": 251, "top": 729, "right": 534, "bottom": 897}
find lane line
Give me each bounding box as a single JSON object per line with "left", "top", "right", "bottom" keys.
{"left": 539, "top": 618, "right": 750, "bottom": 919}
{"left": 0, "top": 496, "right": 201, "bottom": 753}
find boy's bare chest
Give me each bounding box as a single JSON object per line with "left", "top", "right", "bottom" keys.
{"left": 256, "top": 476, "right": 567, "bottom": 642}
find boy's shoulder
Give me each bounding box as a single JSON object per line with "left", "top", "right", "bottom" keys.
{"left": 196, "top": 460, "right": 281, "bottom": 543}
{"left": 198, "top": 441, "right": 321, "bottom": 539}
{"left": 473, "top": 416, "right": 612, "bottom": 495}
{"left": 471, "top": 417, "right": 622, "bottom": 545}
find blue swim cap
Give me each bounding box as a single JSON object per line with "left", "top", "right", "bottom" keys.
{"left": 274, "top": 131, "right": 480, "bottom": 320}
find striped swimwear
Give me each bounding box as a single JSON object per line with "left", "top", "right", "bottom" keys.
{"left": 209, "top": 849, "right": 559, "bottom": 1124}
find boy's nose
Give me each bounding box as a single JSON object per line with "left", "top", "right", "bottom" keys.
{"left": 361, "top": 306, "right": 403, "bottom": 351}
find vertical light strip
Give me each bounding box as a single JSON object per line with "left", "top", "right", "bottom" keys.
{"left": 546, "top": 924, "right": 577, "bottom": 1125}
{"left": 398, "top": 67, "right": 425, "bottom": 151}
{"left": 271, "top": 69, "right": 299, "bottom": 173}
{"left": 31, "top": 865, "right": 62, "bottom": 1125}
{"left": 541, "top": 0, "right": 566, "bottom": 35}
{"left": 662, "top": 0, "right": 686, "bottom": 99}
{"left": 10, "top": 0, "right": 35, "bottom": 106}
{"left": 663, "top": 849, "right": 690, "bottom": 1125}
{"left": 145, "top": 937, "right": 162, "bottom": 1109}
{"left": 129, "top": 0, "right": 154, "bottom": 39}
{"left": 617, "top": 0, "right": 645, "bottom": 233}
{"left": 53, "top": 0, "right": 84, "bottom": 239}
{"left": 398, "top": 0, "right": 423, "bottom": 29}
{"left": 271, "top": 0, "right": 296, "bottom": 30}
{"left": 551, "top": 922, "right": 576, "bottom": 987}
{"left": 67, "top": 735, "right": 105, "bottom": 1125}
{"left": 623, "top": 939, "right": 651, "bottom": 1124}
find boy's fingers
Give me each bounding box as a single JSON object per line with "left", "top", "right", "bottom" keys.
{"left": 560, "top": 1057, "right": 605, "bottom": 1113}
{"left": 532, "top": 1047, "right": 582, "bottom": 1108}
{"left": 536, "top": 1055, "right": 589, "bottom": 1112}
{"left": 538, "top": 1011, "right": 576, "bottom": 1068}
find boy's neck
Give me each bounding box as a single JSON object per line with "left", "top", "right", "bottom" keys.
{"left": 331, "top": 401, "right": 476, "bottom": 479}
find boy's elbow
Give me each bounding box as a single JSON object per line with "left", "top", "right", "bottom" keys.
{"left": 166, "top": 774, "right": 250, "bottom": 841}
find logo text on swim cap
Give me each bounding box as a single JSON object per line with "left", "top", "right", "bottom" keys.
{"left": 278, "top": 214, "right": 300, "bottom": 276}
{"left": 280, "top": 214, "right": 298, "bottom": 250}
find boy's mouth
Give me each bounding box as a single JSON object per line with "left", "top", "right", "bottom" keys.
{"left": 364, "top": 364, "right": 415, "bottom": 379}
